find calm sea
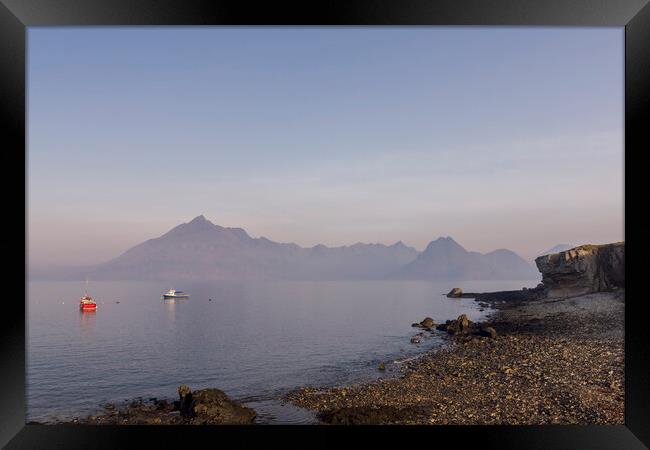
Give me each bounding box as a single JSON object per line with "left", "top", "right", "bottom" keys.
{"left": 27, "top": 279, "right": 539, "bottom": 424}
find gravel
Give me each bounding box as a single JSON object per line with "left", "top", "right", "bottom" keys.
{"left": 286, "top": 290, "right": 625, "bottom": 425}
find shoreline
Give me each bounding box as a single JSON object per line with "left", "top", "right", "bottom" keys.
{"left": 30, "top": 291, "right": 491, "bottom": 425}
{"left": 286, "top": 289, "right": 625, "bottom": 424}
{"left": 31, "top": 288, "right": 624, "bottom": 426}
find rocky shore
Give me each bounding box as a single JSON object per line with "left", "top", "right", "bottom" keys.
{"left": 40, "top": 242, "right": 625, "bottom": 426}
{"left": 286, "top": 289, "right": 624, "bottom": 425}
{"left": 46, "top": 385, "right": 257, "bottom": 425}
{"left": 287, "top": 243, "right": 625, "bottom": 424}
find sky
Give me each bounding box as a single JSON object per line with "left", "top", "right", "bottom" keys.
{"left": 27, "top": 27, "right": 624, "bottom": 266}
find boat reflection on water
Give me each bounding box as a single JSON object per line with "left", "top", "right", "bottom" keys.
{"left": 161, "top": 297, "right": 189, "bottom": 305}
{"left": 161, "top": 296, "right": 186, "bottom": 325}
{"left": 79, "top": 309, "right": 96, "bottom": 337}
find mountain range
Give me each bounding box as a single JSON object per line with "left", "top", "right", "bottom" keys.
{"left": 67, "top": 215, "right": 540, "bottom": 282}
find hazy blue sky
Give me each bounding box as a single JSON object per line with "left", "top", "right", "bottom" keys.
{"left": 28, "top": 27, "right": 624, "bottom": 266}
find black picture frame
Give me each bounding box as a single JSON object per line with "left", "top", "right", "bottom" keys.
{"left": 2, "top": 0, "right": 648, "bottom": 448}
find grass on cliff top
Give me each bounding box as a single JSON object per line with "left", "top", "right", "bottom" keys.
{"left": 571, "top": 242, "right": 624, "bottom": 252}
{"left": 535, "top": 242, "right": 624, "bottom": 262}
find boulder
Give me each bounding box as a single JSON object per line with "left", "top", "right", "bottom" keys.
{"left": 410, "top": 336, "right": 421, "bottom": 344}
{"left": 378, "top": 362, "right": 386, "bottom": 371}
{"left": 171, "top": 385, "right": 256, "bottom": 424}
{"left": 535, "top": 242, "right": 624, "bottom": 297}
{"left": 447, "top": 288, "right": 463, "bottom": 298}
{"left": 446, "top": 314, "right": 472, "bottom": 335}
{"left": 420, "top": 317, "right": 435, "bottom": 329}
{"left": 479, "top": 326, "right": 498, "bottom": 339}
{"left": 177, "top": 385, "right": 195, "bottom": 417}
{"left": 187, "top": 387, "right": 256, "bottom": 424}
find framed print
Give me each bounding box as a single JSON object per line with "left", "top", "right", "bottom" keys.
{"left": 1, "top": 0, "right": 648, "bottom": 448}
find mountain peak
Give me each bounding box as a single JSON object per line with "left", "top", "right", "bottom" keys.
{"left": 189, "top": 215, "right": 210, "bottom": 224}
{"left": 160, "top": 215, "right": 217, "bottom": 238}
{"left": 424, "top": 236, "right": 464, "bottom": 251}
{"left": 182, "top": 215, "right": 217, "bottom": 231}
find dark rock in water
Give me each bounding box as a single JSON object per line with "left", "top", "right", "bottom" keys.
{"left": 189, "top": 388, "right": 256, "bottom": 424}
{"left": 100, "top": 385, "right": 254, "bottom": 425}
{"left": 535, "top": 242, "right": 624, "bottom": 297}
{"left": 446, "top": 314, "right": 472, "bottom": 335}
{"left": 410, "top": 336, "right": 421, "bottom": 344}
{"left": 412, "top": 317, "right": 436, "bottom": 329}
{"left": 177, "top": 385, "right": 195, "bottom": 418}
{"left": 378, "top": 362, "right": 386, "bottom": 371}
{"left": 475, "top": 287, "right": 546, "bottom": 303}
{"left": 479, "top": 326, "right": 498, "bottom": 339}
{"left": 447, "top": 288, "right": 463, "bottom": 298}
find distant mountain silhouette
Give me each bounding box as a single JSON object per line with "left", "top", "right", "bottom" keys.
{"left": 394, "top": 237, "right": 539, "bottom": 281}
{"left": 48, "top": 215, "right": 539, "bottom": 282}
{"left": 84, "top": 216, "right": 419, "bottom": 281}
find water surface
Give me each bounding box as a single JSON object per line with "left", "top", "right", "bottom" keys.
{"left": 27, "top": 279, "right": 539, "bottom": 423}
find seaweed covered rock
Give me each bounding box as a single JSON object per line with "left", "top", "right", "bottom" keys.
{"left": 412, "top": 317, "right": 436, "bottom": 329}
{"left": 189, "top": 388, "right": 256, "bottom": 424}
{"left": 177, "top": 384, "right": 195, "bottom": 417}
{"left": 446, "top": 314, "right": 472, "bottom": 335}
{"left": 80, "top": 385, "right": 256, "bottom": 425}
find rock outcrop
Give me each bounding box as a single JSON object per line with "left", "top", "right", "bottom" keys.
{"left": 473, "top": 286, "right": 546, "bottom": 302}
{"left": 535, "top": 242, "right": 624, "bottom": 298}
{"left": 77, "top": 385, "right": 257, "bottom": 425}
{"left": 436, "top": 314, "right": 474, "bottom": 335}
{"left": 185, "top": 387, "right": 256, "bottom": 424}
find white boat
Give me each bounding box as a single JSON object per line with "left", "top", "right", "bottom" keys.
{"left": 161, "top": 289, "right": 189, "bottom": 299}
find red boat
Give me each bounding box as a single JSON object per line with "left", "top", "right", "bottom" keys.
{"left": 79, "top": 278, "right": 97, "bottom": 311}
{"left": 79, "top": 279, "right": 97, "bottom": 311}
{"left": 80, "top": 294, "right": 97, "bottom": 311}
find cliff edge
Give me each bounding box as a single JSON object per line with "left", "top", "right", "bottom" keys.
{"left": 535, "top": 242, "right": 624, "bottom": 297}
